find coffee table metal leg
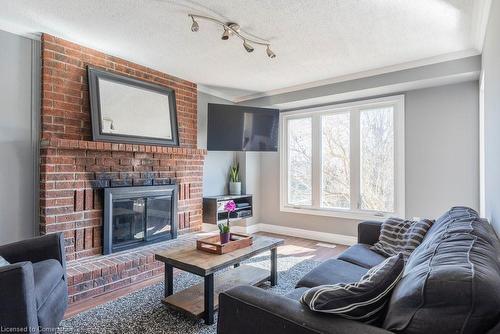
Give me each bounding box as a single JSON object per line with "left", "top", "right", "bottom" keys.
{"left": 164, "top": 264, "right": 173, "bottom": 298}
{"left": 270, "top": 247, "right": 278, "bottom": 286}
{"left": 204, "top": 274, "right": 214, "bottom": 325}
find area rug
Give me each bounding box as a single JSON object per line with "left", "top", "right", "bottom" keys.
{"left": 58, "top": 253, "right": 320, "bottom": 334}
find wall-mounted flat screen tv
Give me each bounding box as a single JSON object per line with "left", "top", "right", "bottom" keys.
{"left": 207, "top": 104, "right": 279, "bottom": 151}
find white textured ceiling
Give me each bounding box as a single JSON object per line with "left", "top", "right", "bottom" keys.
{"left": 0, "top": 0, "right": 490, "bottom": 101}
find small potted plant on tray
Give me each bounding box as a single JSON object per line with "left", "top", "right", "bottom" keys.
{"left": 219, "top": 200, "right": 236, "bottom": 244}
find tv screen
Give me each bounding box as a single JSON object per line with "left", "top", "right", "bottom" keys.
{"left": 207, "top": 104, "right": 279, "bottom": 151}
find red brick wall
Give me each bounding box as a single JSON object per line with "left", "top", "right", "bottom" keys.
{"left": 41, "top": 34, "right": 197, "bottom": 147}
{"left": 40, "top": 34, "right": 205, "bottom": 261}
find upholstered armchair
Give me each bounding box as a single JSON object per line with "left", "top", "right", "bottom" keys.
{"left": 0, "top": 233, "right": 68, "bottom": 333}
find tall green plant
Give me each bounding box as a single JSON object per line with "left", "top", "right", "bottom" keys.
{"left": 229, "top": 163, "right": 240, "bottom": 182}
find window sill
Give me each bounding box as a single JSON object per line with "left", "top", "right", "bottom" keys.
{"left": 279, "top": 205, "right": 392, "bottom": 221}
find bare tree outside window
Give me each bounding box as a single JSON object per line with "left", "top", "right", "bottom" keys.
{"left": 321, "top": 113, "right": 350, "bottom": 208}
{"left": 360, "top": 107, "right": 395, "bottom": 212}
{"left": 288, "top": 117, "right": 312, "bottom": 205}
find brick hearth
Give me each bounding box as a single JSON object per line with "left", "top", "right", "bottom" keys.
{"left": 65, "top": 235, "right": 196, "bottom": 303}
{"left": 39, "top": 34, "right": 206, "bottom": 303}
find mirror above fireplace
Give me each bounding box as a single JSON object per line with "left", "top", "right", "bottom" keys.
{"left": 88, "top": 66, "right": 179, "bottom": 147}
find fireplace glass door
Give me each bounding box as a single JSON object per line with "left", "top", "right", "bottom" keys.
{"left": 146, "top": 196, "right": 172, "bottom": 241}
{"left": 112, "top": 198, "right": 146, "bottom": 247}
{"left": 104, "top": 185, "right": 177, "bottom": 254}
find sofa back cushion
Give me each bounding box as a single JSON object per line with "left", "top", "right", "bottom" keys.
{"left": 383, "top": 207, "right": 500, "bottom": 334}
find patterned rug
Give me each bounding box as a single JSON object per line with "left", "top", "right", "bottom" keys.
{"left": 58, "top": 252, "right": 319, "bottom": 334}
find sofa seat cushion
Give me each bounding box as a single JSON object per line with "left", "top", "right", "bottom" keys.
{"left": 285, "top": 287, "right": 309, "bottom": 301}
{"left": 383, "top": 207, "right": 500, "bottom": 334}
{"left": 296, "top": 259, "right": 368, "bottom": 288}
{"left": 338, "top": 244, "right": 387, "bottom": 269}
{"left": 301, "top": 253, "right": 404, "bottom": 324}
{"left": 32, "top": 259, "right": 64, "bottom": 310}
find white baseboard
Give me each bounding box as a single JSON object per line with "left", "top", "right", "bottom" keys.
{"left": 233, "top": 224, "right": 260, "bottom": 235}
{"left": 202, "top": 222, "right": 357, "bottom": 246}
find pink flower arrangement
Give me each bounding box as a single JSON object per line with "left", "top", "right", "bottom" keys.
{"left": 224, "top": 200, "right": 237, "bottom": 213}
{"left": 219, "top": 200, "right": 237, "bottom": 237}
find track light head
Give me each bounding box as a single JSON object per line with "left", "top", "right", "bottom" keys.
{"left": 190, "top": 16, "right": 199, "bottom": 32}
{"left": 243, "top": 40, "right": 254, "bottom": 53}
{"left": 221, "top": 27, "right": 230, "bottom": 40}
{"left": 228, "top": 23, "right": 240, "bottom": 32}
{"left": 266, "top": 45, "right": 276, "bottom": 59}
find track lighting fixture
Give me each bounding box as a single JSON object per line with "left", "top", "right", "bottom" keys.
{"left": 266, "top": 45, "right": 276, "bottom": 59}
{"left": 243, "top": 40, "right": 254, "bottom": 52}
{"left": 190, "top": 16, "right": 199, "bottom": 32}
{"left": 221, "top": 27, "right": 230, "bottom": 40}
{"left": 188, "top": 14, "right": 276, "bottom": 59}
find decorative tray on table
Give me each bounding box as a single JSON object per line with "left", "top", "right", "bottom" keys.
{"left": 196, "top": 233, "right": 253, "bottom": 255}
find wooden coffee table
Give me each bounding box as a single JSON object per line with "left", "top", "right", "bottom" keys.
{"left": 154, "top": 235, "right": 284, "bottom": 325}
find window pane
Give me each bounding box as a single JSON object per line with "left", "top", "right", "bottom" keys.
{"left": 321, "top": 113, "right": 350, "bottom": 208}
{"left": 360, "top": 107, "right": 394, "bottom": 212}
{"left": 288, "top": 117, "right": 312, "bottom": 205}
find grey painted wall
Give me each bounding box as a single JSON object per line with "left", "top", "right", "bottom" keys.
{"left": 405, "top": 82, "right": 479, "bottom": 217}
{"left": 236, "top": 151, "right": 261, "bottom": 226}
{"left": 0, "top": 30, "right": 39, "bottom": 245}
{"left": 198, "top": 91, "right": 236, "bottom": 196}
{"left": 483, "top": 0, "right": 500, "bottom": 235}
{"left": 258, "top": 81, "right": 479, "bottom": 237}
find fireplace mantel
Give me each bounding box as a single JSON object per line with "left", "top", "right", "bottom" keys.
{"left": 41, "top": 138, "right": 207, "bottom": 156}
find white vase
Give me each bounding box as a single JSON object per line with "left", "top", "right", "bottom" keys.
{"left": 229, "top": 182, "right": 241, "bottom": 195}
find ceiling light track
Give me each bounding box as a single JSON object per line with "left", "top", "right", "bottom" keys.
{"left": 188, "top": 14, "right": 276, "bottom": 59}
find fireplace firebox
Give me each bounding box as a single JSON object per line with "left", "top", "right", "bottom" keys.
{"left": 103, "top": 185, "right": 177, "bottom": 254}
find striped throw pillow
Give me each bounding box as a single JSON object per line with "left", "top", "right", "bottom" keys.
{"left": 0, "top": 256, "right": 9, "bottom": 267}
{"left": 301, "top": 253, "right": 404, "bottom": 324}
{"left": 371, "top": 218, "right": 433, "bottom": 261}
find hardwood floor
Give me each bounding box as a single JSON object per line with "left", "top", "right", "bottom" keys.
{"left": 65, "top": 232, "right": 348, "bottom": 318}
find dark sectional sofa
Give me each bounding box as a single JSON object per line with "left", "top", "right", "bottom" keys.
{"left": 217, "top": 207, "right": 500, "bottom": 334}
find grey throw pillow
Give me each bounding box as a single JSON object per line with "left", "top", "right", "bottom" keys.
{"left": 371, "top": 217, "right": 433, "bottom": 261}
{"left": 0, "top": 256, "right": 10, "bottom": 267}
{"left": 301, "top": 253, "right": 404, "bottom": 324}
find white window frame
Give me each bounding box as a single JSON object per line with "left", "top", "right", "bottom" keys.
{"left": 280, "top": 95, "right": 405, "bottom": 221}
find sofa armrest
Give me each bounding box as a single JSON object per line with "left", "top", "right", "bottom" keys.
{"left": 0, "top": 262, "right": 39, "bottom": 333}
{"left": 358, "top": 221, "right": 383, "bottom": 245}
{"left": 0, "top": 233, "right": 66, "bottom": 276}
{"left": 217, "top": 286, "right": 393, "bottom": 334}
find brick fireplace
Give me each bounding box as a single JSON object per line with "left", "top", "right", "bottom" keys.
{"left": 39, "top": 34, "right": 206, "bottom": 303}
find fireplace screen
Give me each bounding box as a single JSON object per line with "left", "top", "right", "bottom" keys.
{"left": 103, "top": 185, "right": 177, "bottom": 254}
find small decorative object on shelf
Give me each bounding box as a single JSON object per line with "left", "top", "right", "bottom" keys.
{"left": 218, "top": 200, "right": 236, "bottom": 244}
{"left": 229, "top": 163, "right": 241, "bottom": 195}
